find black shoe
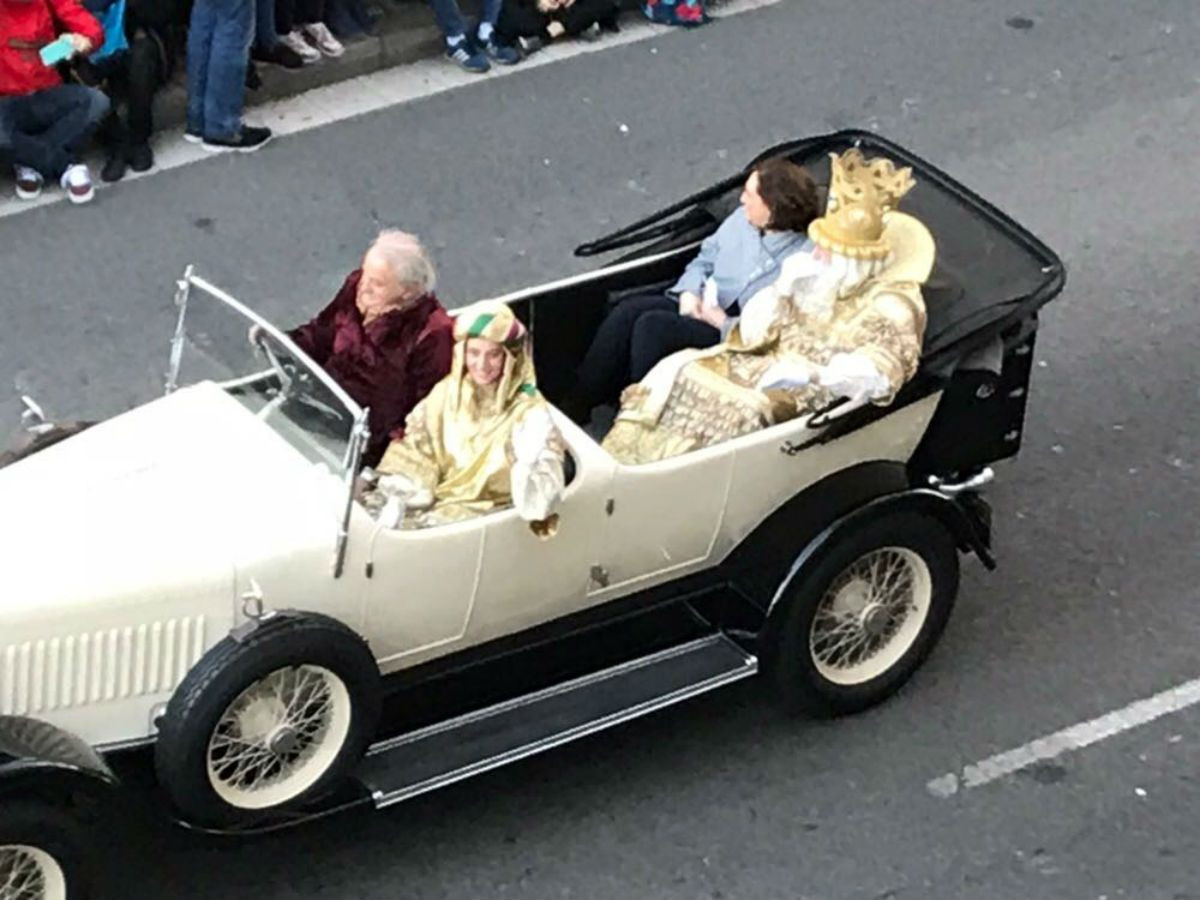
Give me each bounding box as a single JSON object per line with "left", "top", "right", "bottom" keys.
{"left": 100, "top": 150, "right": 127, "bottom": 183}
{"left": 517, "top": 34, "right": 546, "bottom": 56}
{"left": 202, "top": 126, "right": 273, "bottom": 154}
{"left": 253, "top": 42, "right": 306, "bottom": 69}
{"left": 245, "top": 61, "right": 262, "bottom": 91}
{"left": 128, "top": 143, "right": 154, "bottom": 172}
{"left": 599, "top": 13, "right": 620, "bottom": 32}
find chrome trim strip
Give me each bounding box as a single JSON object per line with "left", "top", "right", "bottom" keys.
{"left": 485, "top": 242, "right": 702, "bottom": 307}
{"left": 366, "top": 633, "right": 734, "bottom": 756}
{"left": 370, "top": 650, "right": 757, "bottom": 809}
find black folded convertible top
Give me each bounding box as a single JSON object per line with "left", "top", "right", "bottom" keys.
{"left": 575, "top": 130, "right": 1066, "bottom": 370}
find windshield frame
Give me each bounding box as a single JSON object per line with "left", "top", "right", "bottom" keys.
{"left": 166, "top": 266, "right": 368, "bottom": 578}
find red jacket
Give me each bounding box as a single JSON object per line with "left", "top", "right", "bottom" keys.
{"left": 0, "top": 0, "right": 103, "bottom": 97}
{"left": 288, "top": 270, "right": 455, "bottom": 466}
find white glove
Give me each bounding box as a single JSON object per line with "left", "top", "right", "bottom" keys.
{"left": 815, "top": 353, "right": 890, "bottom": 401}
{"left": 512, "top": 408, "right": 555, "bottom": 465}
{"left": 757, "top": 358, "right": 816, "bottom": 392}
{"left": 376, "top": 473, "right": 433, "bottom": 510}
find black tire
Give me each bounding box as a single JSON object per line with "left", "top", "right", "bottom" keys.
{"left": 766, "top": 510, "right": 959, "bottom": 717}
{"left": 154, "top": 614, "right": 381, "bottom": 828}
{"left": 0, "top": 799, "right": 90, "bottom": 899}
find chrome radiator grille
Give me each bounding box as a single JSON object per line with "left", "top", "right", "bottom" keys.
{"left": 1, "top": 617, "right": 208, "bottom": 716}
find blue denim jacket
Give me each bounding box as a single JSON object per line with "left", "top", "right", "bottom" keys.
{"left": 670, "top": 206, "right": 811, "bottom": 315}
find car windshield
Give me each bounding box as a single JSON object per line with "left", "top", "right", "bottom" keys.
{"left": 166, "top": 271, "right": 365, "bottom": 474}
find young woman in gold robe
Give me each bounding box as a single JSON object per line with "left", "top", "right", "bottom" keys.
{"left": 367, "top": 300, "right": 566, "bottom": 532}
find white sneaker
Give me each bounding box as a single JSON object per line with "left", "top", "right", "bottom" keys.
{"left": 14, "top": 166, "right": 44, "bottom": 200}
{"left": 302, "top": 22, "right": 345, "bottom": 57}
{"left": 279, "top": 29, "right": 321, "bottom": 64}
{"left": 60, "top": 164, "right": 95, "bottom": 204}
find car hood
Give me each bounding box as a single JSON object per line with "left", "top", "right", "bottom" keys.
{"left": 0, "top": 382, "right": 344, "bottom": 628}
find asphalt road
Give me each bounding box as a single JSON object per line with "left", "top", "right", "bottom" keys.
{"left": 4, "top": 0, "right": 1200, "bottom": 897}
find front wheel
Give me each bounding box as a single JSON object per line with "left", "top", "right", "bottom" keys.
{"left": 766, "top": 510, "right": 960, "bottom": 717}
{"left": 0, "top": 800, "right": 89, "bottom": 900}
{"left": 154, "top": 614, "right": 381, "bottom": 827}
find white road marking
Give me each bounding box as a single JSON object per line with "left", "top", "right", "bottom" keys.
{"left": 0, "top": 0, "right": 784, "bottom": 222}
{"left": 926, "top": 676, "right": 1200, "bottom": 798}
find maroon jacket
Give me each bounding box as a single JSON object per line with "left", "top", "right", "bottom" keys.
{"left": 288, "top": 270, "right": 454, "bottom": 465}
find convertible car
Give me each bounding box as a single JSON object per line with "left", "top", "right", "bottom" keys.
{"left": 0, "top": 130, "right": 1063, "bottom": 900}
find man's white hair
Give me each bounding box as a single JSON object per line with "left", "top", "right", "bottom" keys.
{"left": 367, "top": 229, "right": 437, "bottom": 293}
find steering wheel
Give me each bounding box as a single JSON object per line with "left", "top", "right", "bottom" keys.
{"left": 249, "top": 325, "right": 297, "bottom": 395}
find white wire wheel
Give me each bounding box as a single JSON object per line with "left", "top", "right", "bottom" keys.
{"left": 808, "top": 547, "right": 933, "bottom": 686}
{"left": 0, "top": 844, "right": 67, "bottom": 900}
{"left": 155, "top": 613, "right": 382, "bottom": 827}
{"left": 767, "top": 510, "right": 960, "bottom": 717}
{"left": 205, "top": 664, "right": 353, "bottom": 810}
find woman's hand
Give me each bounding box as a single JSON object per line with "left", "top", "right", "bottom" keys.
{"left": 678, "top": 291, "right": 703, "bottom": 318}
{"left": 697, "top": 304, "right": 728, "bottom": 330}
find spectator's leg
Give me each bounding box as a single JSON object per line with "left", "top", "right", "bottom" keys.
{"left": 571, "top": 294, "right": 680, "bottom": 410}
{"left": 126, "top": 35, "right": 164, "bottom": 171}
{"left": 296, "top": 0, "right": 345, "bottom": 57}
{"left": 496, "top": 1, "right": 549, "bottom": 43}
{"left": 275, "top": 0, "right": 296, "bottom": 34}
{"left": 255, "top": 0, "right": 279, "bottom": 49}
{"left": 276, "top": 0, "right": 322, "bottom": 62}
{"left": 204, "top": 0, "right": 256, "bottom": 141}
{"left": 6, "top": 86, "right": 108, "bottom": 180}
{"left": 186, "top": 0, "right": 220, "bottom": 138}
{"left": 561, "top": 0, "right": 615, "bottom": 35}
{"left": 627, "top": 311, "right": 720, "bottom": 384}
{"left": 427, "top": 0, "right": 468, "bottom": 45}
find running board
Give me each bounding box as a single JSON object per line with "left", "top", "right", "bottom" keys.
{"left": 357, "top": 633, "right": 757, "bottom": 808}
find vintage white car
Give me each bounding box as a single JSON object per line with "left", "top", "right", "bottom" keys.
{"left": 0, "top": 131, "right": 1064, "bottom": 900}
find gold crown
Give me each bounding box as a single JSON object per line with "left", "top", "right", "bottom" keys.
{"left": 827, "top": 148, "right": 916, "bottom": 212}
{"left": 808, "top": 193, "right": 889, "bottom": 261}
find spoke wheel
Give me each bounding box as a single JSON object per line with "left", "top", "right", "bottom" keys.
{"left": 809, "top": 548, "right": 932, "bottom": 686}
{"left": 207, "top": 664, "right": 352, "bottom": 810}
{"left": 155, "top": 613, "right": 381, "bottom": 827}
{"left": 0, "top": 845, "right": 66, "bottom": 900}
{"left": 767, "top": 510, "right": 959, "bottom": 717}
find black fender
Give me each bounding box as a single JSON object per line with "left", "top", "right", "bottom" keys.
{"left": 756, "top": 487, "right": 994, "bottom": 655}
{"left": 0, "top": 715, "right": 118, "bottom": 804}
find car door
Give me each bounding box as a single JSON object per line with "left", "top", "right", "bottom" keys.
{"left": 360, "top": 514, "right": 485, "bottom": 669}
{"left": 589, "top": 441, "right": 735, "bottom": 601}
{"left": 463, "top": 413, "right": 616, "bottom": 646}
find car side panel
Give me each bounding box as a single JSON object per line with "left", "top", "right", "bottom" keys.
{"left": 716, "top": 393, "right": 945, "bottom": 562}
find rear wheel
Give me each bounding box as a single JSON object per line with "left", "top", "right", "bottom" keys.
{"left": 0, "top": 800, "right": 88, "bottom": 900}
{"left": 767, "top": 511, "right": 960, "bottom": 716}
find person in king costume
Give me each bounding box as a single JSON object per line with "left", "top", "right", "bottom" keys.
{"left": 600, "top": 149, "right": 936, "bottom": 465}
{"left": 365, "top": 300, "right": 566, "bottom": 534}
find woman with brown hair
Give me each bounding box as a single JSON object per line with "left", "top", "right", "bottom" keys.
{"left": 562, "top": 157, "right": 818, "bottom": 424}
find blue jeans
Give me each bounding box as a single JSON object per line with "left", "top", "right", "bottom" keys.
{"left": 255, "top": 0, "right": 279, "bottom": 50}
{"left": 187, "top": 0, "right": 255, "bottom": 140}
{"left": 427, "top": 0, "right": 502, "bottom": 42}
{"left": 0, "top": 85, "right": 109, "bottom": 179}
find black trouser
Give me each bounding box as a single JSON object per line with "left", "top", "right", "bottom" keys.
{"left": 0, "top": 85, "right": 109, "bottom": 178}
{"left": 573, "top": 293, "right": 721, "bottom": 408}
{"left": 276, "top": 0, "right": 326, "bottom": 32}
{"left": 497, "top": 0, "right": 618, "bottom": 41}
{"left": 90, "top": 35, "right": 166, "bottom": 151}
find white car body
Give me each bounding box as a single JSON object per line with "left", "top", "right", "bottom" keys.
{"left": 0, "top": 272, "right": 941, "bottom": 751}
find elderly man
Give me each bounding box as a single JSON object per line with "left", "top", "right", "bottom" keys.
{"left": 601, "top": 149, "right": 933, "bottom": 465}
{"left": 287, "top": 230, "right": 455, "bottom": 466}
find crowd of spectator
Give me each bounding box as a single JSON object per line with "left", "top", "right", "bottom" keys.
{"left": 1, "top": 0, "right": 707, "bottom": 204}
